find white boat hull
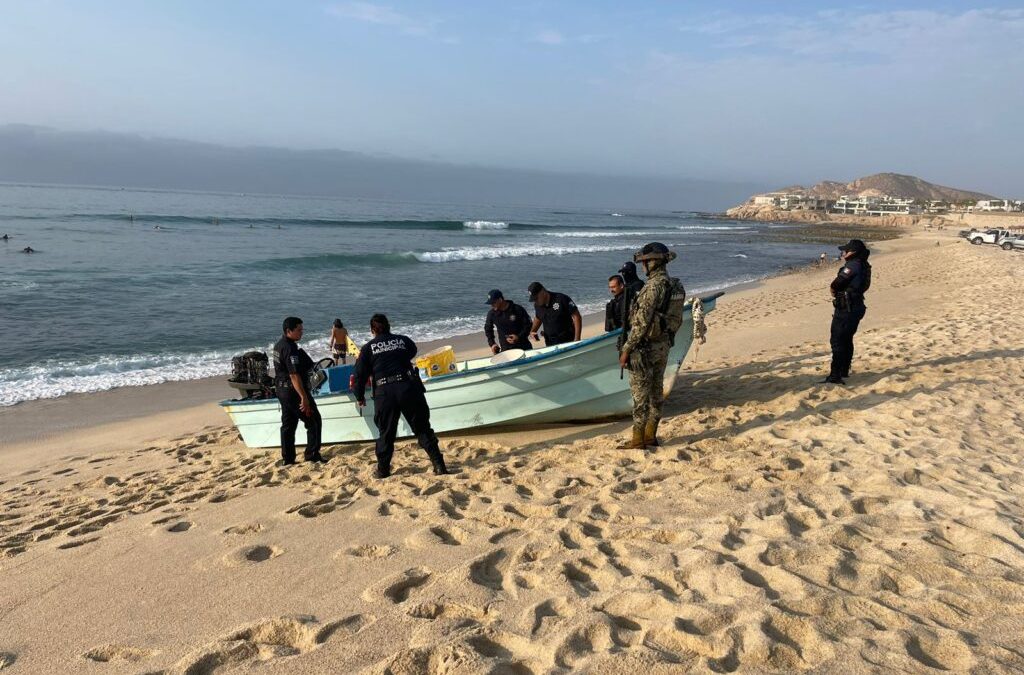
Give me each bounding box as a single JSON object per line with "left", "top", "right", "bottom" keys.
{"left": 221, "top": 294, "right": 719, "bottom": 448}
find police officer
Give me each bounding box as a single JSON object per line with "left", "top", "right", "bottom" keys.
{"left": 352, "top": 314, "right": 449, "bottom": 478}
{"left": 272, "top": 317, "right": 326, "bottom": 465}
{"left": 617, "top": 243, "right": 677, "bottom": 449}
{"left": 527, "top": 282, "right": 582, "bottom": 346}
{"left": 605, "top": 275, "right": 627, "bottom": 331}
{"left": 825, "top": 239, "right": 872, "bottom": 384}
{"left": 618, "top": 261, "right": 645, "bottom": 295}
{"left": 484, "top": 289, "right": 533, "bottom": 354}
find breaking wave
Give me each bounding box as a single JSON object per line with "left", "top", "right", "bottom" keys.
{"left": 411, "top": 244, "right": 637, "bottom": 263}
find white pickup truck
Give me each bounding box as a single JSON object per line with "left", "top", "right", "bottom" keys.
{"left": 962, "top": 228, "right": 1013, "bottom": 245}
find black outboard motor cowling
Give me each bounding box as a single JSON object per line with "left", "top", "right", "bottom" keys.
{"left": 228, "top": 351, "right": 274, "bottom": 399}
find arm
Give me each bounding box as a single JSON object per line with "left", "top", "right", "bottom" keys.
{"left": 830, "top": 261, "right": 858, "bottom": 296}
{"left": 529, "top": 315, "right": 541, "bottom": 341}
{"left": 572, "top": 309, "right": 582, "bottom": 341}
{"left": 484, "top": 311, "right": 498, "bottom": 352}
{"left": 604, "top": 302, "right": 614, "bottom": 332}
{"left": 622, "top": 287, "right": 660, "bottom": 354}
{"left": 515, "top": 308, "right": 532, "bottom": 345}
{"left": 352, "top": 344, "right": 372, "bottom": 404}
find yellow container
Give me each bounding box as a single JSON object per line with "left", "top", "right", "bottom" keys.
{"left": 416, "top": 345, "right": 457, "bottom": 378}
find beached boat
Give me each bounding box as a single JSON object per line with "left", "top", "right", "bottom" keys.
{"left": 221, "top": 293, "right": 721, "bottom": 448}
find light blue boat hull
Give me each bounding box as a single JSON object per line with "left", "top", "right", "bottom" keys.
{"left": 221, "top": 294, "right": 719, "bottom": 447}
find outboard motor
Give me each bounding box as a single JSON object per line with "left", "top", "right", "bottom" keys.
{"left": 227, "top": 351, "right": 274, "bottom": 400}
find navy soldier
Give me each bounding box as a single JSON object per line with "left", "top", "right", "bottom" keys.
{"left": 272, "top": 317, "right": 326, "bottom": 465}
{"left": 527, "top": 282, "right": 582, "bottom": 346}
{"left": 484, "top": 289, "right": 533, "bottom": 354}
{"left": 352, "top": 314, "right": 449, "bottom": 478}
{"left": 825, "top": 239, "right": 872, "bottom": 384}
{"left": 617, "top": 243, "right": 677, "bottom": 449}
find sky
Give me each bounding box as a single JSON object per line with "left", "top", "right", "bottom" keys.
{"left": 0, "top": 1, "right": 1022, "bottom": 196}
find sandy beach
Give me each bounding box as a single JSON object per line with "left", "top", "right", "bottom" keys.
{"left": 2, "top": 229, "right": 1024, "bottom": 673}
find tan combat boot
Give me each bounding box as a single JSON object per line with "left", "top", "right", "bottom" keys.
{"left": 620, "top": 424, "right": 646, "bottom": 449}
{"left": 644, "top": 418, "right": 661, "bottom": 448}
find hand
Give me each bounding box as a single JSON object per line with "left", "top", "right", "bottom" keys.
{"left": 300, "top": 396, "right": 311, "bottom": 416}
{"left": 619, "top": 350, "right": 630, "bottom": 369}
{"left": 506, "top": 334, "right": 518, "bottom": 344}
{"left": 530, "top": 332, "right": 539, "bottom": 342}
{"left": 490, "top": 344, "right": 500, "bottom": 355}
{"left": 357, "top": 400, "right": 366, "bottom": 409}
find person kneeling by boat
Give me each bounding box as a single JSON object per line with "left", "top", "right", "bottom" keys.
{"left": 618, "top": 242, "right": 678, "bottom": 449}
{"left": 353, "top": 314, "right": 449, "bottom": 478}
{"left": 273, "top": 316, "right": 326, "bottom": 465}
{"left": 484, "top": 289, "right": 533, "bottom": 354}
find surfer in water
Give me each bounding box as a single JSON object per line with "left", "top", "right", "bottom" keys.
{"left": 22, "top": 246, "right": 35, "bottom": 254}
{"left": 1, "top": 234, "right": 9, "bottom": 241}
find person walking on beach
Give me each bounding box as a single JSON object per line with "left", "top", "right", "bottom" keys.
{"left": 330, "top": 318, "right": 350, "bottom": 365}
{"left": 618, "top": 243, "right": 677, "bottom": 449}
{"left": 824, "top": 239, "right": 872, "bottom": 385}
{"left": 484, "top": 289, "right": 532, "bottom": 354}
{"left": 527, "top": 282, "right": 582, "bottom": 346}
{"left": 352, "top": 314, "right": 449, "bottom": 479}
{"left": 272, "top": 317, "right": 326, "bottom": 465}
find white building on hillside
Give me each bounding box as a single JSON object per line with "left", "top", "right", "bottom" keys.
{"left": 753, "top": 193, "right": 832, "bottom": 211}
{"left": 831, "top": 195, "right": 920, "bottom": 216}
{"left": 975, "top": 199, "right": 1016, "bottom": 212}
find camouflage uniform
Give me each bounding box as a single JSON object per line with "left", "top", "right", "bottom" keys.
{"left": 622, "top": 265, "right": 672, "bottom": 434}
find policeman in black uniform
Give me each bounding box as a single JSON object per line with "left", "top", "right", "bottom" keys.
{"left": 352, "top": 314, "right": 449, "bottom": 478}
{"left": 825, "top": 239, "right": 872, "bottom": 384}
{"left": 527, "top": 281, "right": 582, "bottom": 346}
{"left": 484, "top": 289, "right": 533, "bottom": 354}
{"left": 618, "top": 261, "right": 645, "bottom": 295}
{"left": 272, "top": 317, "right": 326, "bottom": 465}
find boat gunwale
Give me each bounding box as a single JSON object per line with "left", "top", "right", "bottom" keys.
{"left": 219, "top": 292, "right": 722, "bottom": 408}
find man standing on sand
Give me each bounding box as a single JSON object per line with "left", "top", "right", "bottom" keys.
{"left": 618, "top": 243, "right": 677, "bottom": 449}
{"left": 272, "top": 317, "right": 326, "bottom": 465}
{"left": 484, "top": 289, "right": 532, "bottom": 354}
{"left": 824, "top": 239, "right": 872, "bottom": 385}
{"left": 353, "top": 314, "right": 449, "bottom": 479}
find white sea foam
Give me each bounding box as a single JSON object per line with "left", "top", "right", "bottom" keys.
{"left": 546, "top": 230, "right": 662, "bottom": 238}
{"left": 462, "top": 220, "right": 509, "bottom": 230}
{"left": 411, "top": 244, "right": 635, "bottom": 263}
{"left": 730, "top": 253, "right": 749, "bottom": 258}
{"left": 677, "top": 225, "right": 751, "bottom": 231}
{"left": 0, "top": 279, "right": 39, "bottom": 292}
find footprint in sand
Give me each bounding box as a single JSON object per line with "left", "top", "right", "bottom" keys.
{"left": 363, "top": 567, "right": 432, "bottom": 604}
{"left": 340, "top": 544, "right": 398, "bottom": 559}
{"left": 223, "top": 523, "right": 263, "bottom": 536}
{"left": 166, "top": 521, "right": 194, "bottom": 533}
{"left": 172, "top": 614, "right": 375, "bottom": 672}
{"left": 223, "top": 544, "right": 283, "bottom": 565}
{"left": 82, "top": 644, "right": 157, "bottom": 663}
{"left": 56, "top": 536, "right": 101, "bottom": 550}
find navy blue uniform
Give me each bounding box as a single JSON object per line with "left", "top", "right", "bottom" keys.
{"left": 353, "top": 332, "right": 446, "bottom": 476}
{"left": 605, "top": 291, "right": 627, "bottom": 331}
{"left": 828, "top": 258, "right": 872, "bottom": 380}
{"left": 485, "top": 301, "right": 533, "bottom": 352}
{"left": 534, "top": 291, "right": 579, "bottom": 346}
{"left": 272, "top": 336, "right": 322, "bottom": 463}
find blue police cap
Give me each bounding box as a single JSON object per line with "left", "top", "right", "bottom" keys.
{"left": 486, "top": 289, "right": 504, "bottom": 304}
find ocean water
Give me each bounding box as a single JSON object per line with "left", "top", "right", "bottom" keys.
{"left": 0, "top": 183, "right": 830, "bottom": 406}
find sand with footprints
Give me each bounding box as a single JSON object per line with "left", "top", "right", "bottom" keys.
{"left": 2, "top": 230, "right": 1023, "bottom": 673}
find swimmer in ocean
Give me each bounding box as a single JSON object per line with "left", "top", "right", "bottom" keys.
{"left": 22, "top": 246, "right": 35, "bottom": 253}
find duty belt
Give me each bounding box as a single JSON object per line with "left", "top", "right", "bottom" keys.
{"left": 375, "top": 371, "right": 414, "bottom": 387}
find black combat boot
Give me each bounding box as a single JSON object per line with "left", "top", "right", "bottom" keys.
{"left": 418, "top": 432, "right": 449, "bottom": 475}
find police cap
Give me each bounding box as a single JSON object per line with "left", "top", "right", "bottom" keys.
{"left": 485, "top": 289, "right": 504, "bottom": 305}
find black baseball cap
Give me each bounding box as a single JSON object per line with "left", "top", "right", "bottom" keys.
{"left": 838, "top": 239, "right": 867, "bottom": 254}
{"left": 618, "top": 261, "right": 637, "bottom": 275}
{"left": 527, "top": 281, "right": 544, "bottom": 301}
{"left": 485, "top": 289, "right": 504, "bottom": 304}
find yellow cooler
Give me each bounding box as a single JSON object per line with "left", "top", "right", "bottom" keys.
{"left": 416, "top": 346, "right": 457, "bottom": 378}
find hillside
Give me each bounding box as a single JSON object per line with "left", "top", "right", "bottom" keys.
{"left": 764, "top": 173, "right": 994, "bottom": 202}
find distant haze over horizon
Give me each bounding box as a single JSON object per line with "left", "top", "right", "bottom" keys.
{"left": 0, "top": 2, "right": 1021, "bottom": 201}
{"left": 0, "top": 125, "right": 766, "bottom": 211}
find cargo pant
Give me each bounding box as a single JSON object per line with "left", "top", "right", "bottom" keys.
{"left": 628, "top": 340, "right": 671, "bottom": 427}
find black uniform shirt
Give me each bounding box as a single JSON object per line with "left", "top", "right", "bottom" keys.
{"left": 485, "top": 301, "right": 533, "bottom": 350}
{"left": 352, "top": 332, "right": 418, "bottom": 403}
{"left": 605, "top": 292, "right": 627, "bottom": 331}
{"left": 273, "top": 336, "right": 313, "bottom": 384}
{"left": 830, "top": 259, "right": 872, "bottom": 300}
{"left": 534, "top": 291, "right": 579, "bottom": 345}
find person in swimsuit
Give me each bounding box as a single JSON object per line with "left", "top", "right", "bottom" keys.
{"left": 330, "top": 318, "right": 350, "bottom": 365}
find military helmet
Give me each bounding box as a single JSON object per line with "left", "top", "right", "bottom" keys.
{"left": 633, "top": 241, "right": 677, "bottom": 263}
